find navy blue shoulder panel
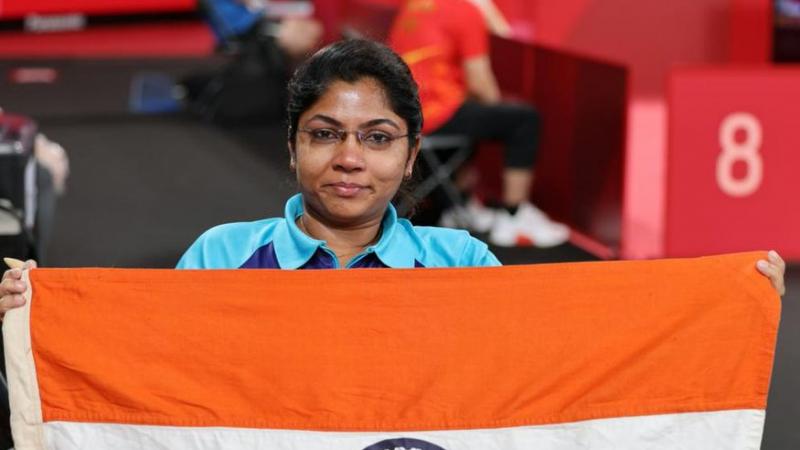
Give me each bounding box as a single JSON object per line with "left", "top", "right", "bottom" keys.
{"left": 239, "top": 242, "right": 281, "bottom": 269}
{"left": 239, "top": 244, "right": 427, "bottom": 269}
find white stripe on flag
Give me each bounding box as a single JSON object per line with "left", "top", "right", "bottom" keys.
{"left": 43, "top": 409, "right": 765, "bottom": 450}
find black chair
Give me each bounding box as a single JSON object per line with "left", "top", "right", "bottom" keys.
{"left": 397, "top": 134, "right": 472, "bottom": 226}
{"left": 0, "top": 114, "right": 37, "bottom": 262}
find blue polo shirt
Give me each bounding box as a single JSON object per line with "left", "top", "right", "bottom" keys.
{"left": 177, "top": 194, "right": 500, "bottom": 269}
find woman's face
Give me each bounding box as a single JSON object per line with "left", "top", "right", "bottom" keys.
{"left": 292, "top": 77, "right": 419, "bottom": 227}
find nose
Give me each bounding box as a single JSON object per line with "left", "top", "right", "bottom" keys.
{"left": 331, "top": 133, "right": 366, "bottom": 172}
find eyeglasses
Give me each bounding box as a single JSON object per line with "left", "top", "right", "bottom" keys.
{"left": 297, "top": 127, "right": 411, "bottom": 150}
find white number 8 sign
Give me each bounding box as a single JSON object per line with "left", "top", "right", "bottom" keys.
{"left": 716, "top": 112, "right": 763, "bottom": 197}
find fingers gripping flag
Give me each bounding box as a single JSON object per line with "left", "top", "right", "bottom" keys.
{"left": 3, "top": 252, "right": 780, "bottom": 450}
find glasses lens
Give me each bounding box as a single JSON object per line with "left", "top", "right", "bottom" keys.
{"left": 307, "top": 128, "right": 341, "bottom": 145}
{"left": 361, "top": 131, "right": 396, "bottom": 150}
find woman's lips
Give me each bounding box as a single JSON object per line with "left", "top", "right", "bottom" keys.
{"left": 328, "top": 182, "right": 367, "bottom": 197}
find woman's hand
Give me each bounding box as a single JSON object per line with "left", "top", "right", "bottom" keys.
{"left": 756, "top": 250, "right": 786, "bottom": 296}
{"left": 0, "top": 259, "right": 37, "bottom": 318}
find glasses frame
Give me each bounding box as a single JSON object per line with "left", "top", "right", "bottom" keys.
{"left": 297, "top": 127, "right": 412, "bottom": 150}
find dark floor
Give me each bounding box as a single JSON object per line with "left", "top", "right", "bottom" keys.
{"left": 40, "top": 115, "right": 293, "bottom": 268}
{"left": 1, "top": 58, "right": 798, "bottom": 448}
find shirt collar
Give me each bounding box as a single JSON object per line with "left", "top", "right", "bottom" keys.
{"left": 272, "top": 194, "right": 326, "bottom": 269}
{"left": 273, "top": 194, "right": 418, "bottom": 269}
{"left": 369, "top": 202, "right": 418, "bottom": 268}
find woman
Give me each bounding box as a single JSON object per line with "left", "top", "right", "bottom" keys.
{"left": 0, "top": 40, "right": 787, "bottom": 305}
{"left": 178, "top": 38, "right": 499, "bottom": 269}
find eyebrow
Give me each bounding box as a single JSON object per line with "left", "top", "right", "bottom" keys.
{"left": 305, "top": 115, "right": 401, "bottom": 131}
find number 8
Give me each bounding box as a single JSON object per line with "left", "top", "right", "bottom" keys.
{"left": 716, "top": 112, "right": 763, "bottom": 197}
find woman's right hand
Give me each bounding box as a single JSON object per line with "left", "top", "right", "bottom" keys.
{"left": 1, "top": 259, "right": 37, "bottom": 318}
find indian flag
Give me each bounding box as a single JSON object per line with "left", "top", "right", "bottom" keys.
{"left": 3, "top": 252, "right": 780, "bottom": 450}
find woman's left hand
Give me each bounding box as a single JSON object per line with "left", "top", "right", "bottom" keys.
{"left": 756, "top": 250, "right": 786, "bottom": 296}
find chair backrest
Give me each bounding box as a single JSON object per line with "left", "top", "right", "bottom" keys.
{"left": 396, "top": 133, "right": 472, "bottom": 219}
{"left": 0, "top": 113, "right": 37, "bottom": 229}
{"left": 420, "top": 134, "right": 471, "bottom": 152}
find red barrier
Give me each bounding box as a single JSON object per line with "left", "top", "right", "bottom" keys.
{"left": 0, "top": 22, "right": 213, "bottom": 58}
{"left": 0, "top": 0, "right": 195, "bottom": 19}
{"left": 729, "top": 0, "right": 773, "bottom": 63}
{"left": 665, "top": 68, "right": 800, "bottom": 259}
{"left": 484, "top": 37, "right": 628, "bottom": 256}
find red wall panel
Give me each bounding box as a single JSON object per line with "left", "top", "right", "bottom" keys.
{"left": 533, "top": 0, "right": 733, "bottom": 97}
{"left": 666, "top": 68, "right": 800, "bottom": 258}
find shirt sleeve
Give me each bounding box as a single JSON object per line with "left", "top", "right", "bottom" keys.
{"left": 449, "top": 0, "right": 489, "bottom": 60}
{"left": 476, "top": 247, "right": 502, "bottom": 266}
{"left": 176, "top": 232, "right": 211, "bottom": 269}
{"left": 176, "top": 222, "right": 256, "bottom": 269}
{"left": 460, "top": 236, "right": 502, "bottom": 267}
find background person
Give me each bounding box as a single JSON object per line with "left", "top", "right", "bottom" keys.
{"left": 389, "top": 0, "right": 569, "bottom": 247}
{"left": 179, "top": 0, "right": 324, "bottom": 124}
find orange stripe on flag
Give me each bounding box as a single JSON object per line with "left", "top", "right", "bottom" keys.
{"left": 26, "top": 252, "right": 779, "bottom": 431}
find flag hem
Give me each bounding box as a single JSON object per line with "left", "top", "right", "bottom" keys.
{"left": 4, "top": 269, "right": 46, "bottom": 450}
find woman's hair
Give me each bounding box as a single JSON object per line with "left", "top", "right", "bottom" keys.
{"left": 286, "top": 38, "right": 424, "bottom": 216}
{"left": 286, "top": 38, "right": 423, "bottom": 150}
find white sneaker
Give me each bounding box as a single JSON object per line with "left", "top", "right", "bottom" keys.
{"left": 438, "top": 197, "right": 496, "bottom": 232}
{"left": 488, "top": 202, "right": 570, "bottom": 247}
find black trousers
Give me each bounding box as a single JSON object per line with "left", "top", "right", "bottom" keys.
{"left": 431, "top": 100, "right": 540, "bottom": 168}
